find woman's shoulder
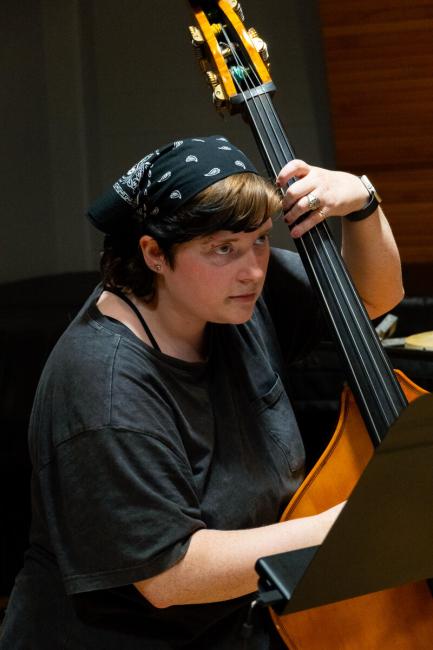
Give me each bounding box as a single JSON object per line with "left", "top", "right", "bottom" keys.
{"left": 267, "top": 247, "right": 310, "bottom": 286}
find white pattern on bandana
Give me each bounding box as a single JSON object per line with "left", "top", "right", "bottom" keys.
{"left": 157, "top": 171, "right": 172, "bottom": 182}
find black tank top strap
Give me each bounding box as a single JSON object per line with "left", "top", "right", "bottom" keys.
{"left": 103, "top": 287, "right": 161, "bottom": 352}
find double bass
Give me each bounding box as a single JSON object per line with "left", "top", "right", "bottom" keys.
{"left": 186, "top": 1, "right": 433, "bottom": 647}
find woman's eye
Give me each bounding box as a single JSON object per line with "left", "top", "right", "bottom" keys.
{"left": 255, "top": 234, "right": 269, "bottom": 246}
{"left": 214, "top": 244, "right": 233, "bottom": 255}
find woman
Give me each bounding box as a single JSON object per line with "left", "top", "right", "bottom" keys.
{"left": 0, "top": 135, "right": 403, "bottom": 649}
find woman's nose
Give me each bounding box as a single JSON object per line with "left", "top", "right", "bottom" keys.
{"left": 237, "top": 250, "right": 265, "bottom": 283}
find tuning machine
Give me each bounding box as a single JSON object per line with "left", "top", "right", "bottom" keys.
{"left": 189, "top": 24, "right": 230, "bottom": 59}
{"left": 205, "top": 71, "right": 227, "bottom": 109}
{"left": 247, "top": 27, "right": 270, "bottom": 66}
{"left": 212, "top": 84, "right": 226, "bottom": 110}
{"left": 195, "top": 57, "right": 228, "bottom": 111}
{"left": 229, "top": 0, "right": 245, "bottom": 22}
{"left": 189, "top": 25, "right": 204, "bottom": 47}
{"left": 189, "top": 26, "right": 211, "bottom": 79}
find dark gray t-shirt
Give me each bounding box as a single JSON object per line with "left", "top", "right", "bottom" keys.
{"left": 1, "top": 249, "right": 322, "bottom": 649}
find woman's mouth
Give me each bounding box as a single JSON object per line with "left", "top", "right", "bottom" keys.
{"left": 229, "top": 293, "right": 256, "bottom": 302}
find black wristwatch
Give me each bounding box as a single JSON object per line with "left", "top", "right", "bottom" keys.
{"left": 345, "top": 175, "right": 382, "bottom": 222}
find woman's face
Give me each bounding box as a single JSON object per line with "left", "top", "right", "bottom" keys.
{"left": 159, "top": 218, "right": 272, "bottom": 326}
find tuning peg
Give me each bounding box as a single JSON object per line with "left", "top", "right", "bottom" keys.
{"left": 189, "top": 25, "right": 204, "bottom": 47}
{"left": 206, "top": 70, "right": 219, "bottom": 88}
{"left": 229, "top": 0, "right": 245, "bottom": 22}
{"left": 219, "top": 44, "right": 232, "bottom": 59}
{"left": 213, "top": 84, "right": 226, "bottom": 108}
{"left": 247, "top": 27, "right": 269, "bottom": 62}
{"left": 210, "top": 23, "right": 222, "bottom": 36}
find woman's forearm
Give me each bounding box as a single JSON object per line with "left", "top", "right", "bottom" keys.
{"left": 341, "top": 206, "right": 404, "bottom": 319}
{"left": 134, "top": 503, "right": 343, "bottom": 607}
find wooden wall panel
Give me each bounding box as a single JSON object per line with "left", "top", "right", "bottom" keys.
{"left": 318, "top": 0, "right": 433, "bottom": 263}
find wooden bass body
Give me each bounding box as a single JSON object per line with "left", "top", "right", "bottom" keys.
{"left": 272, "top": 370, "right": 433, "bottom": 649}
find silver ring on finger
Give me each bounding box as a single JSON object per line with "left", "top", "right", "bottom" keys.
{"left": 307, "top": 192, "right": 321, "bottom": 211}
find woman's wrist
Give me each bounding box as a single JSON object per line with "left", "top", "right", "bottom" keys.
{"left": 345, "top": 175, "right": 382, "bottom": 222}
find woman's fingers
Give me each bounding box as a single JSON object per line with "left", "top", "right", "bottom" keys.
{"left": 288, "top": 206, "right": 329, "bottom": 239}
{"left": 277, "top": 163, "right": 374, "bottom": 238}
{"left": 276, "top": 159, "right": 311, "bottom": 186}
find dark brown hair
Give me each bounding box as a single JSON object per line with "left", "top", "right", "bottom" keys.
{"left": 100, "top": 172, "right": 281, "bottom": 300}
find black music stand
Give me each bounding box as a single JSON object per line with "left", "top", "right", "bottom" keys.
{"left": 256, "top": 393, "right": 433, "bottom": 615}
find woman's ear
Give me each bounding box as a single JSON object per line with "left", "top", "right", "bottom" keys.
{"left": 139, "top": 235, "right": 165, "bottom": 273}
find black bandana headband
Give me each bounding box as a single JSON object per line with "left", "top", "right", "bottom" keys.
{"left": 87, "top": 135, "right": 258, "bottom": 235}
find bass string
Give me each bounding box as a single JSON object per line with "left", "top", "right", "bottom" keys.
{"left": 308, "top": 214, "right": 406, "bottom": 410}
{"left": 256, "top": 101, "right": 406, "bottom": 420}
{"left": 244, "top": 91, "right": 394, "bottom": 437}
{"left": 218, "top": 23, "right": 405, "bottom": 432}
{"left": 244, "top": 93, "right": 403, "bottom": 432}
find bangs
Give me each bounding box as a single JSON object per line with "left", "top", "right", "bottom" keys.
{"left": 168, "top": 172, "right": 282, "bottom": 240}
{"left": 195, "top": 172, "right": 281, "bottom": 232}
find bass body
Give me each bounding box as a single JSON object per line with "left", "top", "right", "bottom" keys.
{"left": 272, "top": 370, "right": 433, "bottom": 649}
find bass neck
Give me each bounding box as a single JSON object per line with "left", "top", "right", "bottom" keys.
{"left": 244, "top": 93, "right": 407, "bottom": 446}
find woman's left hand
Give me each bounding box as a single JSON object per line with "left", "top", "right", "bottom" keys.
{"left": 276, "top": 159, "right": 371, "bottom": 238}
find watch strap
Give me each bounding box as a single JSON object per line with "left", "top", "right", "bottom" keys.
{"left": 345, "top": 175, "right": 381, "bottom": 222}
